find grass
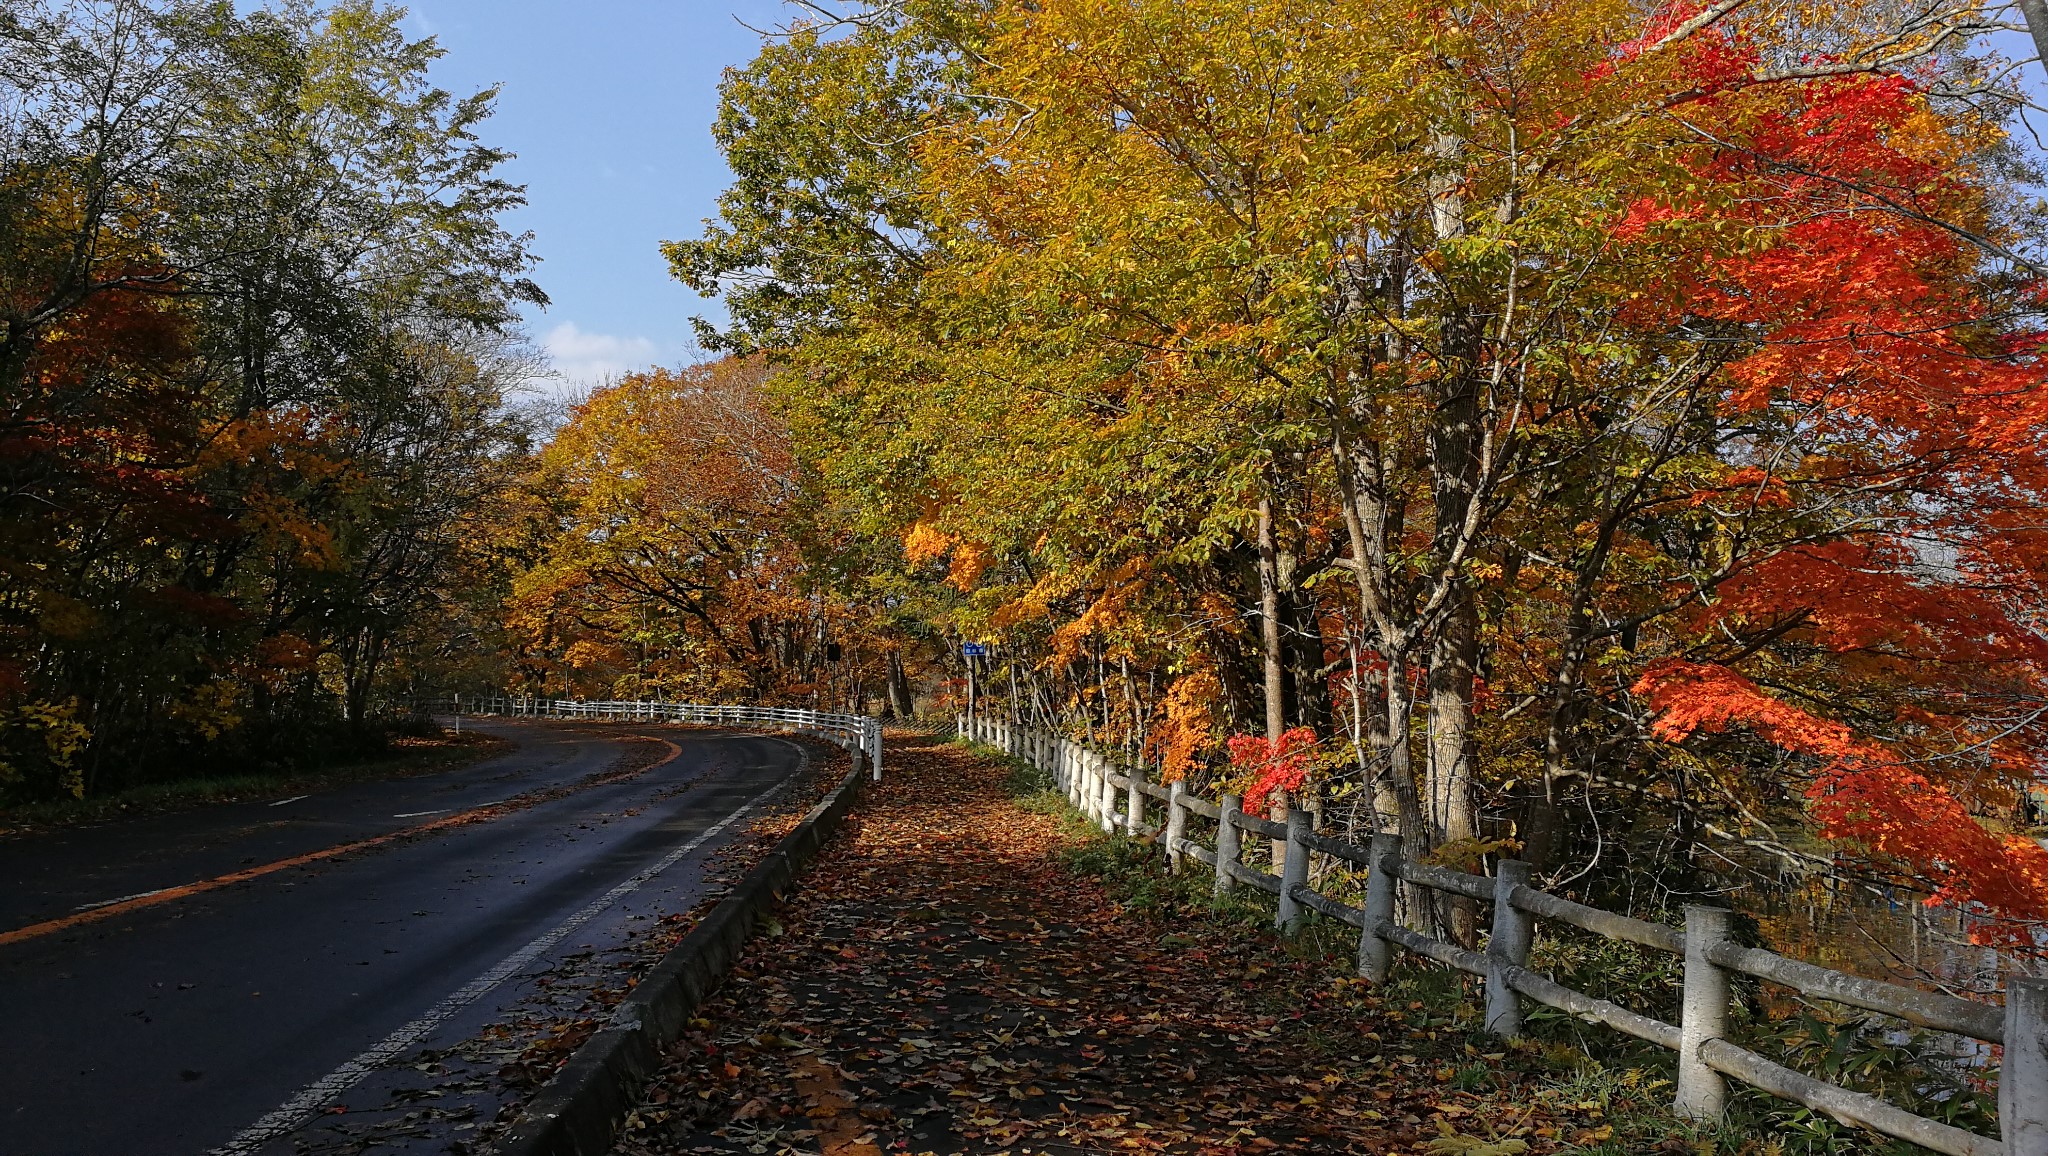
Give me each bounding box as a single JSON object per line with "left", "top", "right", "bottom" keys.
{"left": 0, "top": 729, "right": 509, "bottom": 836}
{"left": 956, "top": 736, "right": 1995, "bottom": 1156}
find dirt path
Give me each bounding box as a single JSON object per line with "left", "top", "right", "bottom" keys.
{"left": 613, "top": 736, "right": 1554, "bottom": 1156}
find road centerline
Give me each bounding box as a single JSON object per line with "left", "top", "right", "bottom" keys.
{"left": 205, "top": 757, "right": 798, "bottom": 1156}
{"left": 0, "top": 736, "right": 686, "bottom": 947}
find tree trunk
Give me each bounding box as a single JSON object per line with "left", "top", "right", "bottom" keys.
{"left": 1359, "top": 644, "right": 1402, "bottom": 834}
{"left": 1428, "top": 592, "right": 1481, "bottom": 945}
{"left": 1384, "top": 652, "right": 1434, "bottom": 926}
{"left": 2021, "top": 0, "right": 2048, "bottom": 73}
{"left": 1528, "top": 656, "right": 1582, "bottom": 871}
{"left": 1257, "top": 495, "right": 1290, "bottom": 865}
{"left": 1256, "top": 497, "right": 1287, "bottom": 741}
{"left": 1285, "top": 585, "right": 1330, "bottom": 734}
{"left": 887, "top": 649, "right": 915, "bottom": 719}
{"left": 1330, "top": 426, "right": 1413, "bottom": 843}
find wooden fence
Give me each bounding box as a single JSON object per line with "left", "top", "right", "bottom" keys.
{"left": 958, "top": 713, "right": 2048, "bottom": 1156}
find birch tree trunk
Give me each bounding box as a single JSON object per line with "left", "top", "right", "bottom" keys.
{"left": 1257, "top": 494, "right": 1290, "bottom": 865}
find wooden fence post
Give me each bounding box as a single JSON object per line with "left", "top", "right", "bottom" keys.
{"left": 1277, "top": 807, "right": 1311, "bottom": 934}
{"left": 2005, "top": 977, "right": 2048, "bottom": 1155}
{"left": 1359, "top": 833, "right": 1401, "bottom": 982}
{"left": 1676, "top": 905, "right": 1734, "bottom": 1121}
{"left": 1081, "top": 749, "right": 1096, "bottom": 823}
{"left": 1101, "top": 755, "right": 1119, "bottom": 834}
{"left": 1484, "top": 859, "right": 1535, "bottom": 1038}
{"left": 1214, "top": 794, "right": 1242, "bottom": 899}
{"left": 1165, "top": 781, "right": 1187, "bottom": 873}
{"left": 1125, "top": 760, "right": 1145, "bottom": 836}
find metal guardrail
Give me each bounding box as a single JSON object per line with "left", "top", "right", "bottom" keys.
{"left": 957, "top": 713, "right": 2048, "bottom": 1155}
{"left": 442, "top": 695, "right": 883, "bottom": 780}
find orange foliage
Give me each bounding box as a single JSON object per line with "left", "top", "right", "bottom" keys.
{"left": 1146, "top": 668, "right": 1224, "bottom": 783}
{"left": 1640, "top": 660, "right": 2048, "bottom": 936}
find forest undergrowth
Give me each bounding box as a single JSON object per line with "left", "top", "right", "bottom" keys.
{"left": 1012, "top": 759, "right": 1998, "bottom": 1156}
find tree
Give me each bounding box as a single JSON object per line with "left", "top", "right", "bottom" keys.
{"left": 506, "top": 359, "right": 906, "bottom": 708}
{"left": 682, "top": 0, "right": 2048, "bottom": 937}
{"left": 0, "top": 0, "right": 540, "bottom": 799}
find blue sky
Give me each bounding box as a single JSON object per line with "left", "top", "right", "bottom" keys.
{"left": 396, "top": 1, "right": 791, "bottom": 394}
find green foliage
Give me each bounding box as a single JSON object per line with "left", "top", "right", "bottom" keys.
{"left": 0, "top": 0, "right": 540, "bottom": 800}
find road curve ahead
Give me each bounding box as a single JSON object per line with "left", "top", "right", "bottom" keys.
{"left": 0, "top": 720, "right": 807, "bottom": 1156}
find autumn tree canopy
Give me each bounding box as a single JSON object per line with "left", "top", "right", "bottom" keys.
{"left": 22, "top": 0, "right": 2048, "bottom": 944}
{"left": 502, "top": 358, "right": 921, "bottom": 713}
{"left": 660, "top": 0, "right": 2048, "bottom": 940}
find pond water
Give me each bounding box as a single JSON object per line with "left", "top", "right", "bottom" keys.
{"left": 1745, "top": 872, "right": 2023, "bottom": 998}
{"left": 1732, "top": 860, "right": 2046, "bottom": 1068}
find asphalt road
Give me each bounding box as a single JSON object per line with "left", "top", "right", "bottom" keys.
{"left": 0, "top": 720, "right": 808, "bottom": 1156}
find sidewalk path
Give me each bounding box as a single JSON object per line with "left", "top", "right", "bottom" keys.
{"left": 613, "top": 735, "right": 1539, "bottom": 1155}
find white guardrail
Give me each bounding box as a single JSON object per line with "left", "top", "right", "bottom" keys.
{"left": 959, "top": 713, "right": 2048, "bottom": 1156}
{"left": 444, "top": 695, "right": 883, "bottom": 780}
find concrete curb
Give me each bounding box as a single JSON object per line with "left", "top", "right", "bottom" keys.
{"left": 484, "top": 759, "right": 865, "bottom": 1156}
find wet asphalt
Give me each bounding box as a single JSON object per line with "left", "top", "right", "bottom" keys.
{"left": 0, "top": 720, "right": 805, "bottom": 1156}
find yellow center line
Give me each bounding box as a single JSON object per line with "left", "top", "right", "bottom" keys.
{"left": 0, "top": 737, "right": 683, "bottom": 949}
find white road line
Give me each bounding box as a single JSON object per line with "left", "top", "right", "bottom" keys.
{"left": 206, "top": 755, "right": 800, "bottom": 1156}
{"left": 269, "top": 795, "right": 309, "bottom": 807}
{"left": 73, "top": 888, "right": 168, "bottom": 913}
{"left": 390, "top": 809, "right": 446, "bottom": 818}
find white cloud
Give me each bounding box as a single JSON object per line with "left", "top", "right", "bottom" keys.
{"left": 543, "top": 322, "right": 660, "bottom": 389}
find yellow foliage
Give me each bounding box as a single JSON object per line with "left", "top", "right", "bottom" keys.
{"left": 903, "top": 522, "right": 957, "bottom": 567}
{"left": 564, "top": 640, "right": 624, "bottom": 671}
{"left": 1046, "top": 558, "right": 1148, "bottom": 665}
{"left": 0, "top": 698, "right": 93, "bottom": 797}
{"left": 1146, "top": 668, "right": 1224, "bottom": 783}
{"left": 35, "top": 592, "right": 99, "bottom": 641}
{"left": 947, "top": 541, "right": 992, "bottom": 591}
{"left": 170, "top": 681, "right": 245, "bottom": 742}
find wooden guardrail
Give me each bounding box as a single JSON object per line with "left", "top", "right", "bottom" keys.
{"left": 958, "top": 713, "right": 2048, "bottom": 1156}
{"left": 440, "top": 695, "right": 885, "bottom": 779}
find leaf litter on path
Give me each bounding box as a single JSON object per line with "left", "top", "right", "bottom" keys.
{"left": 614, "top": 734, "right": 1558, "bottom": 1156}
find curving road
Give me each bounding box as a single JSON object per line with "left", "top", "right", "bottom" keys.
{"left": 0, "top": 720, "right": 808, "bottom": 1156}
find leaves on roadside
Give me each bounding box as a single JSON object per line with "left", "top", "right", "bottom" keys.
{"left": 615, "top": 736, "right": 1563, "bottom": 1155}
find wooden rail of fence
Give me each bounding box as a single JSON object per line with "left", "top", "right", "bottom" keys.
{"left": 958, "top": 713, "right": 2048, "bottom": 1156}
{"left": 435, "top": 695, "right": 885, "bottom": 780}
